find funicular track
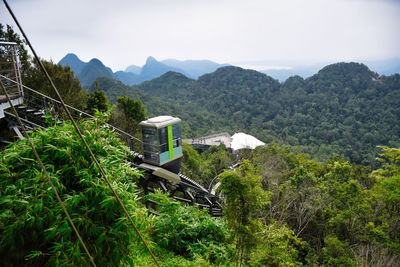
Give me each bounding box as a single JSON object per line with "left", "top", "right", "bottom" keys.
{"left": 1, "top": 74, "right": 223, "bottom": 217}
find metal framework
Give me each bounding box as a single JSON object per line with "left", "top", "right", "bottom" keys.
{"left": 0, "top": 41, "right": 24, "bottom": 118}
{"left": 0, "top": 41, "right": 23, "bottom": 95}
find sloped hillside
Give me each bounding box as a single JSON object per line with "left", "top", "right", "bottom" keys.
{"left": 136, "top": 63, "right": 400, "bottom": 166}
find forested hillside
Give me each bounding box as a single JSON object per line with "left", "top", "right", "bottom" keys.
{"left": 87, "top": 76, "right": 213, "bottom": 138}
{"left": 2, "top": 21, "right": 399, "bottom": 267}
{"left": 91, "top": 63, "right": 400, "bottom": 167}
{"left": 181, "top": 143, "right": 400, "bottom": 266}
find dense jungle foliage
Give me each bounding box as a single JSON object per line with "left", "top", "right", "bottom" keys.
{"left": 1, "top": 119, "right": 398, "bottom": 266}
{"left": 87, "top": 63, "right": 400, "bottom": 168}
{"left": 136, "top": 65, "right": 400, "bottom": 168}
{"left": 0, "top": 119, "right": 234, "bottom": 266}
{"left": 184, "top": 143, "right": 400, "bottom": 266}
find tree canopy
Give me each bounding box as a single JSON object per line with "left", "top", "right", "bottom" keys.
{"left": 135, "top": 64, "right": 400, "bottom": 168}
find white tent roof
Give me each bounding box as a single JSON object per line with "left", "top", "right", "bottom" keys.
{"left": 230, "top": 132, "right": 265, "bottom": 151}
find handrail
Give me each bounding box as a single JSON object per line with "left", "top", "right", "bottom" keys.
{"left": 0, "top": 74, "right": 142, "bottom": 144}
{"left": 4, "top": 111, "right": 45, "bottom": 129}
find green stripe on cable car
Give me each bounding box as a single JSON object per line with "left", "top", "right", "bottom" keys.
{"left": 168, "top": 125, "right": 174, "bottom": 159}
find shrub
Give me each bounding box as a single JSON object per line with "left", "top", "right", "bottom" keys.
{"left": 148, "top": 191, "right": 233, "bottom": 265}
{"left": 0, "top": 119, "right": 149, "bottom": 266}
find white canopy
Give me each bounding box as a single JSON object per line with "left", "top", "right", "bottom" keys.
{"left": 230, "top": 132, "right": 265, "bottom": 151}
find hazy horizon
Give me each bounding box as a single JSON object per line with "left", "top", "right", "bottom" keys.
{"left": 1, "top": 0, "right": 399, "bottom": 72}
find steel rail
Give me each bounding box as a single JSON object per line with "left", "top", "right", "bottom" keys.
{"left": 4, "top": 110, "right": 45, "bottom": 129}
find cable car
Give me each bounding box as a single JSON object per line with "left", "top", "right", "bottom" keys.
{"left": 139, "top": 116, "right": 183, "bottom": 174}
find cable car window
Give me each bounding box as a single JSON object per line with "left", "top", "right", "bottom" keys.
{"left": 142, "top": 127, "right": 158, "bottom": 162}
{"left": 158, "top": 127, "right": 168, "bottom": 153}
{"left": 142, "top": 127, "right": 158, "bottom": 152}
{"left": 172, "top": 123, "right": 182, "bottom": 148}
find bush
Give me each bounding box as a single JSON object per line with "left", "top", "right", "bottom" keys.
{"left": 322, "top": 235, "right": 355, "bottom": 266}
{"left": 0, "top": 119, "right": 149, "bottom": 266}
{"left": 148, "top": 191, "right": 234, "bottom": 265}
{"left": 248, "top": 222, "right": 308, "bottom": 267}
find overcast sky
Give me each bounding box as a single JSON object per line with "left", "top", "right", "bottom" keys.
{"left": 1, "top": 0, "right": 399, "bottom": 71}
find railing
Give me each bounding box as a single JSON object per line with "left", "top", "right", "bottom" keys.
{"left": 0, "top": 73, "right": 143, "bottom": 152}
{"left": 0, "top": 42, "right": 23, "bottom": 98}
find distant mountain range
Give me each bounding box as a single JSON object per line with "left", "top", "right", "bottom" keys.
{"left": 58, "top": 53, "right": 228, "bottom": 86}
{"left": 259, "top": 59, "right": 400, "bottom": 81}
{"left": 260, "top": 65, "right": 324, "bottom": 82}
{"left": 59, "top": 53, "right": 400, "bottom": 87}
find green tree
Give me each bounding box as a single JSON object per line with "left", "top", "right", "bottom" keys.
{"left": 202, "top": 144, "right": 234, "bottom": 184}
{"left": 0, "top": 24, "right": 31, "bottom": 74}
{"left": 181, "top": 142, "right": 212, "bottom": 184}
{"left": 248, "top": 222, "right": 307, "bottom": 267}
{"left": 24, "top": 59, "right": 87, "bottom": 108}
{"left": 109, "top": 96, "right": 146, "bottom": 136}
{"left": 147, "top": 190, "right": 233, "bottom": 264}
{"left": 86, "top": 90, "right": 109, "bottom": 115}
{"left": 371, "top": 146, "right": 400, "bottom": 181}
{"left": 322, "top": 235, "right": 355, "bottom": 266}
{"left": 218, "top": 160, "right": 269, "bottom": 266}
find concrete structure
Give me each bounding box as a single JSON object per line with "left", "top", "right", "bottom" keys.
{"left": 0, "top": 94, "right": 23, "bottom": 118}
{"left": 183, "top": 132, "right": 232, "bottom": 148}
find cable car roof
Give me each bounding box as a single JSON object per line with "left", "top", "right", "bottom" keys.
{"left": 139, "top": 115, "right": 181, "bottom": 129}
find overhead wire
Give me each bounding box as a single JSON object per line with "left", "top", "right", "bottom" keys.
{"left": 2, "top": 1, "right": 160, "bottom": 266}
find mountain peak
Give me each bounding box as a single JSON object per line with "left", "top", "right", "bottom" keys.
{"left": 78, "top": 58, "right": 113, "bottom": 86}
{"left": 161, "top": 59, "right": 229, "bottom": 79}
{"left": 58, "top": 53, "right": 86, "bottom": 76}
{"left": 88, "top": 58, "right": 105, "bottom": 67}
{"left": 318, "top": 62, "right": 374, "bottom": 77}
{"left": 125, "top": 64, "right": 141, "bottom": 74}
{"left": 146, "top": 56, "right": 158, "bottom": 64}
{"left": 141, "top": 56, "right": 186, "bottom": 80}
{"left": 64, "top": 53, "right": 80, "bottom": 60}
{"left": 159, "top": 71, "right": 191, "bottom": 81}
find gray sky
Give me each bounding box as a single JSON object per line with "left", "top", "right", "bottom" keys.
{"left": 1, "top": 0, "right": 400, "bottom": 71}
